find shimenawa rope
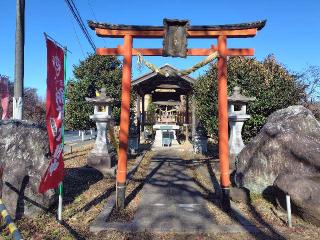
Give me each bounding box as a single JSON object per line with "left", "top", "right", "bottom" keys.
{"left": 137, "top": 51, "right": 219, "bottom": 77}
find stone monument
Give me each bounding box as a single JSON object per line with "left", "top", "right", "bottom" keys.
{"left": 228, "top": 86, "right": 255, "bottom": 168}
{"left": 128, "top": 115, "right": 139, "bottom": 155}
{"left": 86, "top": 88, "right": 116, "bottom": 176}
{"left": 193, "top": 123, "right": 208, "bottom": 154}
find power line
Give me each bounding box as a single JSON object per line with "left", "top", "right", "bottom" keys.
{"left": 64, "top": 0, "right": 96, "bottom": 51}
{"left": 87, "top": 0, "right": 97, "bottom": 21}
{"left": 86, "top": 0, "right": 107, "bottom": 46}
{"left": 68, "top": 13, "right": 86, "bottom": 58}
{"left": 65, "top": 0, "right": 95, "bottom": 50}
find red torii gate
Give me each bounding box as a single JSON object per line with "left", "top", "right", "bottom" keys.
{"left": 89, "top": 19, "right": 266, "bottom": 209}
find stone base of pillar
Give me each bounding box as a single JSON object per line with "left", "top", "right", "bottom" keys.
{"left": 87, "top": 152, "right": 116, "bottom": 177}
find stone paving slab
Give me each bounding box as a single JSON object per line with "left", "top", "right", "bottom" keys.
{"left": 131, "top": 150, "right": 217, "bottom": 231}
{"left": 91, "top": 149, "right": 260, "bottom": 234}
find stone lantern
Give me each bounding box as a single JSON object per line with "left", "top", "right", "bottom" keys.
{"left": 228, "top": 86, "right": 255, "bottom": 168}
{"left": 85, "top": 88, "right": 116, "bottom": 176}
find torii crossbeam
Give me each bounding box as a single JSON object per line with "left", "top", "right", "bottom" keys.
{"left": 89, "top": 19, "right": 266, "bottom": 209}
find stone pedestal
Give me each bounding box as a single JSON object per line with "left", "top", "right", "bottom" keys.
{"left": 87, "top": 115, "right": 116, "bottom": 177}
{"left": 228, "top": 115, "right": 250, "bottom": 168}
{"left": 152, "top": 124, "right": 179, "bottom": 148}
{"left": 227, "top": 86, "right": 255, "bottom": 169}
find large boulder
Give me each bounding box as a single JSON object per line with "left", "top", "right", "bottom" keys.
{"left": 0, "top": 120, "right": 55, "bottom": 218}
{"left": 235, "top": 105, "right": 320, "bottom": 193}
{"left": 273, "top": 174, "right": 320, "bottom": 226}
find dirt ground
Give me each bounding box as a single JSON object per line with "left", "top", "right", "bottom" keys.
{"left": 1, "top": 145, "right": 319, "bottom": 240}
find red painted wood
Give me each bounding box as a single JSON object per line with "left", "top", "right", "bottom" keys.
{"left": 95, "top": 28, "right": 257, "bottom": 38}
{"left": 96, "top": 47, "right": 254, "bottom": 56}
{"left": 217, "top": 35, "right": 230, "bottom": 189}
{"left": 117, "top": 35, "right": 133, "bottom": 185}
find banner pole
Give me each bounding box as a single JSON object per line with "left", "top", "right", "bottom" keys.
{"left": 58, "top": 46, "right": 67, "bottom": 222}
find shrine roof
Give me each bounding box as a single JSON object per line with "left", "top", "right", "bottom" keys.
{"left": 88, "top": 20, "right": 266, "bottom": 31}
{"left": 132, "top": 64, "right": 196, "bottom": 95}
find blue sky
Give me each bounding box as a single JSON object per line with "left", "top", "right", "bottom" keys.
{"left": 1, "top": 0, "right": 319, "bottom": 97}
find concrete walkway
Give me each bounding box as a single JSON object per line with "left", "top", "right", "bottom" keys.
{"left": 91, "top": 149, "right": 259, "bottom": 233}
{"left": 132, "top": 150, "right": 216, "bottom": 232}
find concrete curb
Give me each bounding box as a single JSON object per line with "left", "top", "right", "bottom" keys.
{"left": 91, "top": 221, "right": 260, "bottom": 234}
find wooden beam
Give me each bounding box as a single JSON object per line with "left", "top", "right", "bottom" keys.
{"left": 133, "top": 48, "right": 162, "bottom": 56}
{"left": 96, "top": 29, "right": 163, "bottom": 38}
{"left": 227, "top": 48, "right": 254, "bottom": 56}
{"left": 188, "top": 28, "right": 257, "bottom": 38}
{"left": 97, "top": 47, "right": 254, "bottom": 56}
{"left": 95, "top": 28, "right": 258, "bottom": 38}
{"left": 96, "top": 47, "right": 121, "bottom": 55}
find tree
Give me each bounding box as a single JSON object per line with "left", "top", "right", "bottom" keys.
{"left": 194, "top": 55, "right": 305, "bottom": 142}
{"left": 298, "top": 65, "right": 320, "bottom": 119}
{"left": 0, "top": 80, "right": 46, "bottom": 124}
{"left": 298, "top": 65, "right": 320, "bottom": 102}
{"left": 65, "top": 54, "right": 122, "bottom": 130}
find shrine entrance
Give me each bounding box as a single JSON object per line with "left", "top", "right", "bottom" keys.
{"left": 132, "top": 64, "right": 195, "bottom": 147}
{"left": 89, "top": 18, "right": 266, "bottom": 210}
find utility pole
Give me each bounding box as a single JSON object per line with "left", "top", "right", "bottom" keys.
{"left": 13, "top": 0, "right": 25, "bottom": 120}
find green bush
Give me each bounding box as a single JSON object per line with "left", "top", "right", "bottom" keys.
{"left": 65, "top": 54, "right": 122, "bottom": 130}
{"left": 194, "top": 55, "right": 305, "bottom": 142}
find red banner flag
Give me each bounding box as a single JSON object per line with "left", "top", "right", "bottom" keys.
{"left": 0, "top": 75, "right": 9, "bottom": 120}
{"left": 39, "top": 38, "right": 65, "bottom": 193}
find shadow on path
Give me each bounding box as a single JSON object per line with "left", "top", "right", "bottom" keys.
{"left": 117, "top": 150, "right": 287, "bottom": 239}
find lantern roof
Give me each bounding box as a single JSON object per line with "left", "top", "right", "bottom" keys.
{"left": 85, "top": 88, "right": 115, "bottom": 105}
{"left": 228, "top": 86, "right": 256, "bottom": 103}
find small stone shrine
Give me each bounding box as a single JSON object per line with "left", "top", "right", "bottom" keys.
{"left": 228, "top": 86, "right": 255, "bottom": 168}
{"left": 86, "top": 88, "right": 116, "bottom": 176}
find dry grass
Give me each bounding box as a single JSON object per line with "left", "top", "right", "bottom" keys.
{"left": 1, "top": 146, "right": 319, "bottom": 240}
{"left": 0, "top": 146, "right": 151, "bottom": 240}
{"left": 108, "top": 151, "right": 153, "bottom": 223}
{"left": 190, "top": 154, "right": 320, "bottom": 240}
